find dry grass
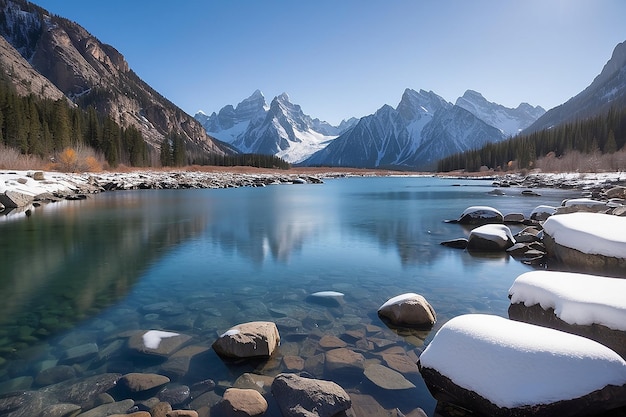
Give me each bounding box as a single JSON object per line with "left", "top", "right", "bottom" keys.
{"left": 0, "top": 143, "right": 47, "bottom": 170}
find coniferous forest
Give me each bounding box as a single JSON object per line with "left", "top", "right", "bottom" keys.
{"left": 437, "top": 106, "right": 626, "bottom": 172}
{"left": 0, "top": 70, "right": 290, "bottom": 170}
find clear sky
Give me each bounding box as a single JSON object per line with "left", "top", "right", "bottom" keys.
{"left": 32, "top": 0, "right": 626, "bottom": 125}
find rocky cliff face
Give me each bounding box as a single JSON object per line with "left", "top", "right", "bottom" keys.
{"left": 0, "top": 0, "right": 230, "bottom": 157}
{"left": 525, "top": 40, "right": 626, "bottom": 134}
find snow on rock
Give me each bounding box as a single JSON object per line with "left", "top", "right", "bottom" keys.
{"left": 377, "top": 293, "right": 436, "bottom": 328}
{"left": 307, "top": 291, "right": 345, "bottom": 307}
{"left": 509, "top": 271, "right": 626, "bottom": 331}
{"left": 530, "top": 205, "right": 556, "bottom": 221}
{"left": 563, "top": 198, "right": 607, "bottom": 208}
{"left": 419, "top": 314, "right": 626, "bottom": 413}
{"left": 458, "top": 206, "right": 503, "bottom": 225}
{"left": 142, "top": 330, "right": 180, "bottom": 349}
{"left": 467, "top": 224, "right": 515, "bottom": 251}
{"left": 543, "top": 212, "right": 626, "bottom": 258}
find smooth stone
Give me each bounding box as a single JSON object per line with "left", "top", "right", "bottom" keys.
{"left": 212, "top": 321, "right": 280, "bottom": 358}
{"left": 440, "top": 238, "right": 468, "bottom": 249}
{"left": 364, "top": 364, "right": 416, "bottom": 390}
{"left": 43, "top": 373, "right": 122, "bottom": 409}
{"left": 233, "top": 373, "right": 275, "bottom": 394}
{"left": 121, "top": 373, "right": 170, "bottom": 392}
{"left": 35, "top": 365, "right": 76, "bottom": 386}
{"left": 75, "top": 398, "right": 134, "bottom": 417}
{"left": 166, "top": 410, "right": 198, "bottom": 417}
{"left": 377, "top": 293, "right": 436, "bottom": 328}
{"left": 160, "top": 345, "right": 210, "bottom": 379}
{"left": 128, "top": 330, "right": 191, "bottom": 357}
{"left": 381, "top": 352, "right": 419, "bottom": 375}
{"left": 157, "top": 385, "right": 190, "bottom": 406}
{"left": 318, "top": 335, "right": 347, "bottom": 349}
{"left": 39, "top": 403, "right": 82, "bottom": 417}
{"left": 283, "top": 355, "right": 305, "bottom": 371}
{"left": 149, "top": 401, "right": 172, "bottom": 417}
{"left": 271, "top": 373, "right": 351, "bottom": 417}
{"left": 325, "top": 348, "right": 365, "bottom": 375}
{"left": 59, "top": 342, "right": 99, "bottom": 365}
{"left": 220, "top": 388, "right": 268, "bottom": 417}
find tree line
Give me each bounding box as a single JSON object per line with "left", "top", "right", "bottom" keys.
{"left": 0, "top": 70, "right": 291, "bottom": 170}
{"left": 0, "top": 70, "right": 150, "bottom": 167}
{"left": 437, "top": 106, "right": 626, "bottom": 172}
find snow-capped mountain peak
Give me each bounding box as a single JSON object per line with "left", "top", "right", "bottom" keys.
{"left": 195, "top": 91, "right": 357, "bottom": 163}
{"left": 455, "top": 90, "right": 545, "bottom": 137}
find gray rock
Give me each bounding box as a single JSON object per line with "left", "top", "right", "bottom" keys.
{"left": 43, "top": 373, "right": 122, "bottom": 409}
{"left": 59, "top": 342, "right": 99, "bottom": 365}
{"left": 157, "top": 384, "right": 190, "bottom": 406}
{"left": 128, "top": 330, "right": 191, "bottom": 358}
{"left": 457, "top": 206, "right": 504, "bottom": 225}
{"left": 0, "top": 190, "right": 33, "bottom": 208}
{"left": 75, "top": 398, "right": 134, "bottom": 417}
{"left": 212, "top": 321, "right": 280, "bottom": 359}
{"left": 271, "top": 373, "right": 351, "bottom": 417}
{"left": 160, "top": 345, "right": 209, "bottom": 379}
{"left": 504, "top": 213, "right": 525, "bottom": 223}
{"left": 38, "top": 403, "right": 81, "bottom": 417}
{"left": 35, "top": 365, "right": 76, "bottom": 387}
{"left": 440, "top": 238, "right": 468, "bottom": 249}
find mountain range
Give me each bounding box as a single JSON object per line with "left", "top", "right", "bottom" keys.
{"left": 0, "top": 0, "right": 231, "bottom": 158}
{"left": 198, "top": 88, "right": 545, "bottom": 169}
{"left": 1, "top": 0, "right": 624, "bottom": 170}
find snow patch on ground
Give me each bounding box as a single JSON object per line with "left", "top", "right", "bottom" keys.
{"left": 419, "top": 314, "right": 626, "bottom": 408}
{"left": 509, "top": 271, "right": 626, "bottom": 331}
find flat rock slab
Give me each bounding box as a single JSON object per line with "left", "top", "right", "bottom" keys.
{"left": 128, "top": 330, "right": 191, "bottom": 357}
{"left": 120, "top": 373, "right": 170, "bottom": 392}
{"left": 364, "top": 364, "right": 415, "bottom": 390}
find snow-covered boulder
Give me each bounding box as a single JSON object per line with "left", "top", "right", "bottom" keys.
{"left": 377, "top": 293, "right": 436, "bottom": 328}
{"left": 530, "top": 205, "right": 556, "bottom": 221}
{"left": 543, "top": 212, "right": 626, "bottom": 271}
{"left": 467, "top": 224, "right": 515, "bottom": 251}
{"left": 508, "top": 271, "right": 626, "bottom": 358}
{"left": 418, "top": 314, "right": 626, "bottom": 417}
{"left": 556, "top": 198, "right": 608, "bottom": 215}
{"left": 212, "top": 321, "right": 280, "bottom": 359}
{"left": 457, "top": 206, "right": 504, "bottom": 225}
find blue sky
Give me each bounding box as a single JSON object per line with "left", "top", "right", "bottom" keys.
{"left": 32, "top": 0, "right": 626, "bottom": 125}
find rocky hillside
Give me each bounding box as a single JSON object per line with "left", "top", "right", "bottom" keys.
{"left": 525, "top": 40, "right": 626, "bottom": 134}
{"left": 0, "top": 0, "right": 230, "bottom": 158}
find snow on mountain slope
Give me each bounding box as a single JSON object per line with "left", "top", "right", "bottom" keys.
{"left": 456, "top": 90, "right": 545, "bottom": 137}
{"left": 196, "top": 91, "right": 356, "bottom": 163}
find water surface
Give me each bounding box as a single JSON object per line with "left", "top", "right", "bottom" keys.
{"left": 0, "top": 176, "right": 582, "bottom": 415}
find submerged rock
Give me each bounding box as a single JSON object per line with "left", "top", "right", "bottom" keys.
{"left": 271, "top": 373, "right": 351, "bottom": 417}
{"left": 363, "top": 364, "right": 415, "bottom": 390}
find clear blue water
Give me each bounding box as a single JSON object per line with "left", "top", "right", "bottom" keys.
{"left": 0, "top": 176, "right": 582, "bottom": 415}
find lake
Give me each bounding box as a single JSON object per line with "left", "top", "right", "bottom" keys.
{"left": 0, "top": 176, "right": 582, "bottom": 416}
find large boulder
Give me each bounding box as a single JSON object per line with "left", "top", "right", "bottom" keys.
{"left": 466, "top": 224, "right": 515, "bottom": 251}
{"left": 271, "top": 373, "right": 351, "bottom": 417}
{"left": 377, "top": 293, "right": 436, "bottom": 328}
{"left": 508, "top": 270, "right": 626, "bottom": 359}
{"left": 212, "top": 321, "right": 280, "bottom": 358}
{"left": 543, "top": 212, "right": 626, "bottom": 271}
{"left": 0, "top": 190, "right": 33, "bottom": 208}
{"left": 457, "top": 206, "right": 504, "bottom": 225}
{"left": 418, "top": 314, "right": 626, "bottom": 417}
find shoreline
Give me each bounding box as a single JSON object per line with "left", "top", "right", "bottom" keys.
{"left": 1, "top": 168, "right": 625, "bottom": 217}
